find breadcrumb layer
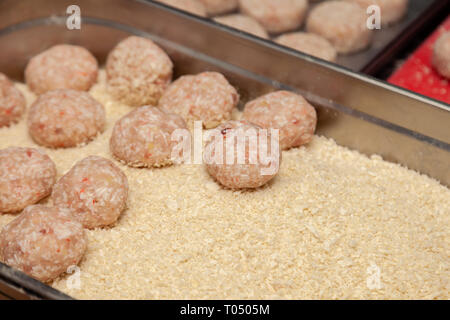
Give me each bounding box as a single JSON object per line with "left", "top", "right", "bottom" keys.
{"left": 0, "top": 70, "right": 448, "bottom": 299}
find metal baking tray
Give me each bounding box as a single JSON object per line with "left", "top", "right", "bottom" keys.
{"left": 0, "top": 0, "right": 449, "bottom": 299}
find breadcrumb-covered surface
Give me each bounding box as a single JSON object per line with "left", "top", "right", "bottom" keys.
{"left": 0, "top": 70, "right": 448, "bottom": 299}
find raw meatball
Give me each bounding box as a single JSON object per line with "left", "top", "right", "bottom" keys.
{"left": 27, "top": 89, "right": 106, "bottom": 148}
{"left": 307, "top": 1, "right": 373, "bottom": 54}
{"left": 0, "top": 205, "right": 86, "bottom": 282}
{"left": 52, "top": 156, "right": 128, "bottom": 229}
{"left": 243, "top": 91, "right": 317, "bottom": 150}
{"left": 110, "top": 106, "right": 187, "bottom": 167}
{"left": 199, "top": 0, "right": 238, "bottom": 16}
{"left": 25, "top": 44, "right": 98, "bottom": 95}
{"left": 0, "top": 73, "right": 26, "bottom": 127}
{"left": 275, "top": 32, "right": 337, "bottom": 62}
{"left": 157, "top": 0, "right": 207, "bottom": 16}
{"left": 344, "top": 0, "right": 409, "bottom": 26}
{"left": 158, "top": 72, "right": 239, "bottom": 129}
{"left": 106, "top": 36, "right": 173, "bottom": 106}
{"left": 239, "top": 0, "right": 308, "bottom": 34}
{"left": 214, "top": 14, "right": 269, "bottom": 39}
{"left": 0, "top": 147, "right": 56, "bottom": 213}
{"left": 204, "top": 120, "right": 281, "bottom": 189}
{"left": 432, "top": 31, "right": 450, "bottom": 79}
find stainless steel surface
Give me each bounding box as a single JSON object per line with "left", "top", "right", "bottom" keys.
{"left": 0, "top": 0, "right": 448, "bottom": 299}
{"left": 0, "top": 262, "right": 72, "bottom": 299}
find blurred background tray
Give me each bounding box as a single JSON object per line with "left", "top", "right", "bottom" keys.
{"left": 169, "top": 0, "right": 449, "bottom": 73}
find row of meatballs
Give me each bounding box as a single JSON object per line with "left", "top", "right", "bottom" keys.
{"left": 1, "top": 35, "right": 317, "bottom": 189}
{"left": 158, "top": 0, "right": 410, "bottom": 62}
{"left": 0, "top": 35, "right": 316, "bottom": 283}
{"left": 158, "top": 0, "right": 450, "bottom": 80}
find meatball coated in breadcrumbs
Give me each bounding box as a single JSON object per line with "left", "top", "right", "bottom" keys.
{"left": 0, "top": 147, "right": 56, "bottom": 213}
{"left": 52, "top": 156, "right": 128, "bottom": 229}
{"left": 214, "top": 14, "right": 269, "bottom": 39}
{"left": 0, "top": 73, "right": 26, "bottom": 127}
{"left": 157, "top": 0, "right": 207, "bottom": 16}
{"left": 344, "top": 0, "right": 409, "bottom": 26}
{"left": 239, "top": 0, "right": 308, "bottom": 34}
{"left": 27, "top": 89, "right": 106, "bottom": 148}
{"left": 159, "top": 72, "right": 239, "bottom": 129}
{"left": 106, "top": 36, "right": 173, "bottom": 107}
{"left": 307, "top": 1, "right": 373, "bottom": 54}
{"left": 25, "top": 44, "right": 98, "bottom": 95}
{"left": 110, "top": 106, "right": 187, "bottom": 168}
{"left": 204, "top": 120, "right": 281, "bottom": 189}
{"left": 0, "top": 205, "right": 86, "bottom": 282}
{"left": 275, "top": 32, "right": 337, "bottom": 62}
{"left": 243, "top": 91, "right": 317, "bottom": 150}
{"left": 433, "top": 32, "right": 450, "bottom": 79}
{"left": 199, "top": 0, "right": 238, "bottom": 16}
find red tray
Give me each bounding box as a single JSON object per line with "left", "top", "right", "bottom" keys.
{"left": 388, "top": 16, "right": 450, "bottom": 104}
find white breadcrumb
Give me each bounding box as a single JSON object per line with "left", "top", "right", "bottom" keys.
{"left": 0, "top": 70, "right": 448, "bottom": 299}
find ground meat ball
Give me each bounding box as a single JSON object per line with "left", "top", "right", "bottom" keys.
{"left": 275, "top": 32, "right": 337, "bottom": 62}
{"left": 157, "top": 0, "right": 207, "bottom": 16}
{"left": 432, "top": 31, "right": 450, "bottom": 79}
{"left": 0, "top": 205, "right": 86, "bottom": 282}
{"left": 158, "top": 72, "right": 239, "bottom": 129}
{"left": 344, "top": 0, "right": 409, "bottom": 26}
{"left": 0, "top": 73, "right": 26, "bottom": 127}
{"left": 106, "top": 36, "right": 173, "bottom": 107}
{"left": 307, "top": 1, "right": 373, "bottom": 54}
{"left": 27, "top": 89, "right": 106, "bottom": 148}
{"left": 239, "top": 0, "right": 308, "bottom": 34}
{"left": 110, "top": 106, "right": 187, "bottom": 167}
{"left": 25, "top": 44, "right": 98, "bottom": 95}
{"left": 243, "top": 91, "right": 317, "bottom": 150}
{"left": 199, "top": 0, "right": 238, "bottom": 16}
{"left": 204, "top": 120, "right": 281, "bottom": 189}
{"left": 52, "top": 156, "right": 128, "bottom": 229}
{"left": 214, "top": 14, "right": 269, "bottom": 39}
{"left": 0, "top": 147, "right": 56, "bottom": 213}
